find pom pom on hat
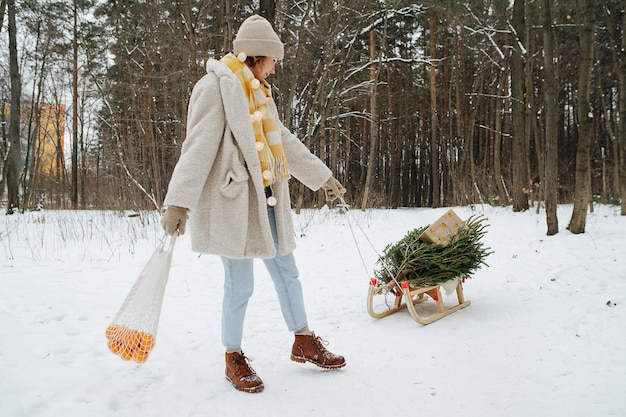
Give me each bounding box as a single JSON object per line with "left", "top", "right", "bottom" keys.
{"left": 233, "top": 15, "right": 284, "bottom": 60}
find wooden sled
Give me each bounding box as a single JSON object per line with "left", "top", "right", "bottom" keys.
{"left": 367, "top": 277, "right": 471, "bottom": 325}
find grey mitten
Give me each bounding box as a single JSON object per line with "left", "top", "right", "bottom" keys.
{"left": 161, "top": 206, "right": 187, "bottom": 235}
{"left": 321, "top": 176, "right": 346, "bottom": 201}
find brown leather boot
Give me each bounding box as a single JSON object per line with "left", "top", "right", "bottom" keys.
{"left": 225, "top": 351, "right": 264, "bottom": 393}
{"left": 291, "top": 333, "right": 346, "bottom": 369}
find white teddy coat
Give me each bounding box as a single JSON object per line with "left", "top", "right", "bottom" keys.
{"left": 163, "top": 59, "right": 332, "bottom": 259}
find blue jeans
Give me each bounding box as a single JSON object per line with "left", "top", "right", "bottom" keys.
{"left": 220, "top": 206, "right": 308, "bottom": 349}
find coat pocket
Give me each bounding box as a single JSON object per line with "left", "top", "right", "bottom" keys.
{"left": 219, "top": 147, "right": 250, "bottom": 199}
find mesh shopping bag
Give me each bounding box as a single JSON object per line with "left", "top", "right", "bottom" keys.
{"left": 105, "top": 234, "right": 177, "bottom": 363}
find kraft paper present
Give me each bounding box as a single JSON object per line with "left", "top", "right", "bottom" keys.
{"left": 419, "top": 209, "right": 465, "bottom": 246}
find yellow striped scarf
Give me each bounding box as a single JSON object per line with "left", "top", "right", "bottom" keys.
{"left": 221, "top": 53, "right": 288, "bottom": 187}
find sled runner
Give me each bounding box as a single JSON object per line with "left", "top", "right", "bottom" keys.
{"left": 367, "top": 277, "right": 471, "bottom": 325}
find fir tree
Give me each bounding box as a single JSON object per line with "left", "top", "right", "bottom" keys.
{"left": 375, "top": 215, "right": 493, "bottom": 288}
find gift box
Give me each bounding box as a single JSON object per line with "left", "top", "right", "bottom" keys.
{"left": 419, "top": 209, "right": 465, "bottom": 246}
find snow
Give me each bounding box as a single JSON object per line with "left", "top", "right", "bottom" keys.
{"left": 1, "top": 204, "right": 625, "bottom": 417}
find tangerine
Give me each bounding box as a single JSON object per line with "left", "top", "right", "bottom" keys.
{"left": 105, "top": 324, "right": 119, "bottom": 339}
{"left": 120, "top": 346, "right": 133, "bottom": 361}
{"left": 133, "top": 349, "right": 149, "bottom": 363}
{"left": 140, "top": 332, "right": 155, "bottom": 350}
{"left": 107, "top": 338, "right": 121, "bottom": 354}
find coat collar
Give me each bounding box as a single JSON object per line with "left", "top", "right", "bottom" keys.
{"left": 206, "top": 59, "right": 266, "bottom": 183}
{"left": 206, "top": 59, "right": 252, "bottom": 140}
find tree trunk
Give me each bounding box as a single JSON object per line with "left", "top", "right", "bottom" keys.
{"left": 259, "top": 0, "right": 276, "bottom": 24}
{"left": 222, "top": 0, "right": 232, "bottom": 55}
{"left": 568, "top": 0, "right": 595, "bottom": 233}
{"left": 600, "top": 90, "right": 620, "bottom": 199}
{"left": 0, "top": 0, "right": 7, "bottom": 32}
{"left": 286, "top": 0, "right": 313, "bottom": 214}
{"left": 429, "top": 10, "right": 440, "bottom": 208}
{"left": 510, "top": 0, "right": 529, "bottom": 212}
{"left": 453, "top": 33, "right": 463, "bottom": 205}
{"left": 541, "top": 0, "right": 559, "bottom": 235}
{"left": 72, "top": 0, "right": 79, "bottom": 208}
{"left": 494, "top": 66, "right": 506, "bottom": 206}
{"left": 361, "top": 29, "right": 378, "bottom": 211}
{"left": 6, "top": 0, "right": 21, "bottom": 214}
{"left": 606, "top": 1, "right": 625, "bottom": 210}
{"left": 183, "top": 0, "right": 198, "bottom": 78}
{"left": 619, "top": 0, "right": 626, "bottom": 215}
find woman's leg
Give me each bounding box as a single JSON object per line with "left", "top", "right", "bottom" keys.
{"left": 263, "top": 206, "right": 345, "bottom": 369}
{"left": 220, "top": 256, "right": 254, "bottom": 349}
{"left": 262, "top": 206, "right": 308, "bottom": 332}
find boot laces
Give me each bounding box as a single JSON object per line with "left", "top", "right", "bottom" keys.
{"left": 231, "top": 352, "right": 256, "bottom": 378}
{"left": 311, "top": 334, "right": 331, "bottom": 354}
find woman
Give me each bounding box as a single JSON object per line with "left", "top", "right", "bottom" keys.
{"left": 160, "top": 15, "right": 346, "bottom": 394}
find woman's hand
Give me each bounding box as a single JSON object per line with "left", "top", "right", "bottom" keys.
{"left": 321, "top": 176, "right": 346, "bottom": 201}
{"left": 161, "top": 206, "right": 188, "bottom": 235}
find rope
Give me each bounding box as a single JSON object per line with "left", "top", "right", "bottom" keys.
{"left": 336, "top": 197, "right": 372, "bottom": 278}
{"left": 337, "top": 196, "right": 404, "bottom": 291}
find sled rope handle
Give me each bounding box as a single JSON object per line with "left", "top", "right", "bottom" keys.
{"left": 336, "top": 197, "right": 372, "bottom": 278}
{"left": 337, "top": 196, "right": 403, "bottom": 290}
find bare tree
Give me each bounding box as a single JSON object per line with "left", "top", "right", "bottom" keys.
{"left": 510, "top": 0, "right": 529, "bottom": 212}
{"left": 71, "top": 0, "right": 79, "bottom": 208}
{"left": 605, "top": 0, "right": 626, "bottom": 213}
{"left": 568, "top": 0, "right": 595, "bottom": 233}
{"left": 428, "top": 9, "right": 440, "bottom": 208}
{"left": 361, "top": 29, "right": 379, "bottom": 211}
{"left": 619, "top": 0, "right": 626, "bottom": 215}
{"left": 493, "top": 0, "right": 510, "bottom": 206}
{"left": 5, "top": 0, "right": 21, "bottom": 214}
{"left": 541, "top": 0, "right": 559, "bottom": 235}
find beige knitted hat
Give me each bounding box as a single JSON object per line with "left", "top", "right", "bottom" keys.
{"left": 233, "top": 15, "right": 284, "bottom": 60}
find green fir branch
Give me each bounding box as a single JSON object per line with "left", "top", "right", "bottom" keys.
{"left": 374, "top": 215, "right": 493, "bottom": 287}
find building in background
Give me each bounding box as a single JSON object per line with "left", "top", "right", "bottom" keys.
{"left": 1, "top": 103, "right": 65, "bottom": 179}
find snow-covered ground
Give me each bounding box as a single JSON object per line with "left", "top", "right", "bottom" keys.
{"left": 1, "top": 204, "right": 625, "bottom": 417}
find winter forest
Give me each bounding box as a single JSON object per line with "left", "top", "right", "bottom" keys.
{"left": 1, "top": 0, "right": 626, "bottom": 231}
